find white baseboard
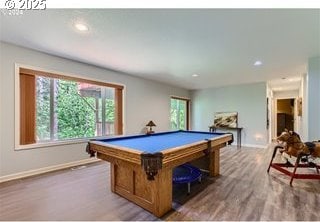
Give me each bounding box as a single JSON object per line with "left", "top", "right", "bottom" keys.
{"left": 0, "top": 158, "right": 100, "bottom": 183}
{"left": 230, "top": 143, "right": 268, "bottom": 148}
{"left": 240, "top": 143, "right": 268, "bottom": 148}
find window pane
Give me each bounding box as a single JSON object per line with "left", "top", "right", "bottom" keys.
{"left": 78, "top": 83, "right": 103, "bottom": 137}
{"left": 104, "top": 88, "right": 115, "bottom": 135}
{"left": 179, "top": 101, "right": 186, "bottom": 129}
{"left": 56, "top": 80, "right": 96, "bottom": 139}
{"left": 35, "top": 77, "right": 118, "bottom": 141}
{"left": 96, "top": 97, "right": 102, "bottom": 136}
{"left": 36, "top": 76, "right": 51, "bottom": 141}
{"left": 170, "top": 98, "right": 187, "bottom": 130}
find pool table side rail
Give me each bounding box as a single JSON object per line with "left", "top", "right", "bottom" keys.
{"left": 161, "top": 134, "right": 232, "bottom": 167}
{"left": 208, "top": 133, "right": 233, "bottom": 148}
{"left": 89, "top": 141, "right": 142, "bottom": 165}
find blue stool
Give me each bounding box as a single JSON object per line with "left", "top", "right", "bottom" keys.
{"left": 173, "top": 164, "right": 202, "bottom": 194}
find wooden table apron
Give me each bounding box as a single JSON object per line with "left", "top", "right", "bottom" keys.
{"left": 89, "top": 134, "right": 232, "bottom": 217}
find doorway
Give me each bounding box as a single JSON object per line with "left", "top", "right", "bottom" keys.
{"left": 276, "top": 98, "right": 295, "bottom": 136}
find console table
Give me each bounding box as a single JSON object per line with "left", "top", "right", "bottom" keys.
{"left": 209, "top": 126, "right": 243, "bottom": 148}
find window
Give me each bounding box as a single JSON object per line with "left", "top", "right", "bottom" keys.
{"left": 170, "top": 97, "right": 190, "bottom": 130}
{"left": 19, "top": 67, "right": 123, "bottom": 145}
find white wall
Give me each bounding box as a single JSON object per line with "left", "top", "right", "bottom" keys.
{"left": 0, "top": 42, "right": 190, "bottom": 177}
{"left": 191, "top": 82, "right": 267, "bottom": 147}
{"left": 307, "top": 57, "right": 320, "bottom": 141}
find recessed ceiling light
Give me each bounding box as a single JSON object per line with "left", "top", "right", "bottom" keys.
{"left": 254, "top": 61, "right": 262, "bottom": 66}
{"left": 192, "top": 74, "right": 199, "bottom": 77}
{"left": 74, "top": 22, "right": 89, "bottom": 32}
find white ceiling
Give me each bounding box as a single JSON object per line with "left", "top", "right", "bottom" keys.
{"left": 1, "top": 9, "right": 319, "bottom": 90}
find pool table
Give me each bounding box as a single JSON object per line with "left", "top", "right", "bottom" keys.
{"left": 87, "top": 130, "right": 233, "bottom": 217}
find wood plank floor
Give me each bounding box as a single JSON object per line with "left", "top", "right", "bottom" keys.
{"left": 1, "top": 145, "right": 319, "bottom": 221}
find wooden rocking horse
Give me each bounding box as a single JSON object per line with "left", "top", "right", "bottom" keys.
{"left": 267, "top": 129, "right": 320, "bottom": 186}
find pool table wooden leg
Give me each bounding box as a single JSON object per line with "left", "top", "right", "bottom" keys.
{"left": 108, "top": 160, "right": 172, "bottom": 217}
{"left": 210, "top": 149, "right": 220, "bottom": 176}
{"left": 152, "top": 167, "right": 173, "bottom": 217}
{"left": 209, "top": 144, "right": 224, "bottom": 176}
{"left": 110, "top": 163, "right": 115, "bottom": 193}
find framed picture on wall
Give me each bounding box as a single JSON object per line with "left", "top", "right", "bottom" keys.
{"left": 214, "top": 112, "right": 238, "bottom": 128}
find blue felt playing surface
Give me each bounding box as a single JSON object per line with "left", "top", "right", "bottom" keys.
{"left": 99, "top": 131, "right": 223, "bottom": 153}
